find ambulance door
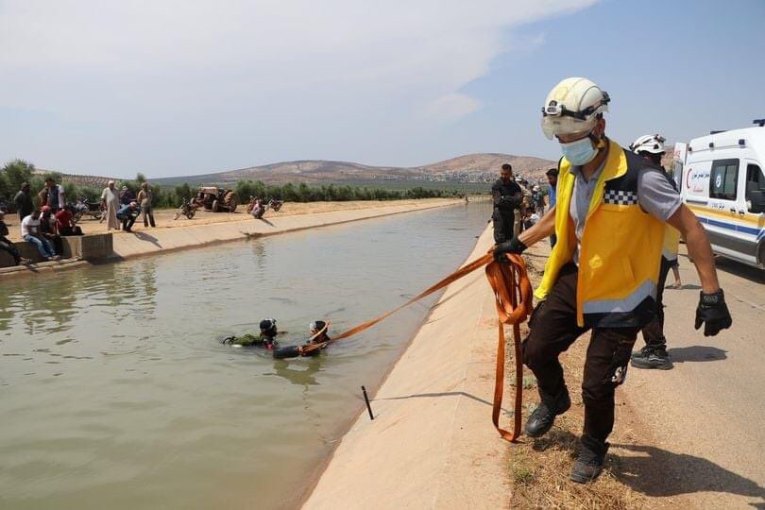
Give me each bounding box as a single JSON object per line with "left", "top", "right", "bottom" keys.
{"left": 743, "top": 161, "right": 765, "bottom": 266}
{"left": 707, "top": 158, "right": 749, "bottom": 262}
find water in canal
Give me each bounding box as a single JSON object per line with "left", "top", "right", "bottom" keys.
{"left": 0, "top": 202, "right": 492, "bottom": 509}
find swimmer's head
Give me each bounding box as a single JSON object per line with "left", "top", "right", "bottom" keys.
{"left": 260, "top": 318, "right": 277, "bottom": 337}
{"left": 309, "top": 320, "right": 327, "bottom": 335}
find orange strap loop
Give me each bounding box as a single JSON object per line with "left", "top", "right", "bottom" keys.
{"left": 302, "top": 250, "right": 533, "bottom": 443}
{"left": 485, "top": 253, "right": 533, "bottom": 442}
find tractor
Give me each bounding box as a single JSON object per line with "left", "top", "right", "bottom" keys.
{"left": 192, "top": 186, "right": 238, "bottom": 213}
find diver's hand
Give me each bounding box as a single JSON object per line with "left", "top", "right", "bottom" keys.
{"left": 694, "top": 289, "right": 732, "bottom": 337}
{"left": 493, "top": 237, "right": 527, "bottom": 262}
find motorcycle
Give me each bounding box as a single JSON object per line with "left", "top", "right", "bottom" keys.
{"left": 268, "top": 198, "right": 283, "bottom": 212}
{"left": 70, "top": 197, "right": 104, "bottom": 223}
{"left": 173, "top": 197, "right": 198, "bottom": 220}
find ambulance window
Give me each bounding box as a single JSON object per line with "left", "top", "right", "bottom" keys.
{"left": 709, "top": 159, "right": 739, "bottom": 200}
{"left": 746, "top": 164, "right": 765, "bottom": 213}
{"left": 746, "top": 164, "right": 764, "bottom": 190}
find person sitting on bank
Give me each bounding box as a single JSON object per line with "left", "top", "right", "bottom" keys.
{"left": 21, "top": 209, "right": 59, "bottom": 261}
{"left": 116, "top": 202, "right": 140, "bottom": 232}
{"left": 0, "top": 211, "right": 29, "bottom": 266}
{"left": 251, "top": 198, "right": 266, "bottom": 219}
{"left": 222, "top": 318, "right": 279, "bottom": 350}
{"left": 39, "top": 206, "right": 64, "bottom": 255}
{"left": 55, "top": 206, "right": 84, "bottom": 236}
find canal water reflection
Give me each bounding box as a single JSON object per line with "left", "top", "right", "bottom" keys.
{"left": 0, "top": 202, "right": 491, "bottom": 510}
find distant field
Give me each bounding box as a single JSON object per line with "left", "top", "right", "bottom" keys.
{"left": 150, "top": 176, "right": 492, "bottom": 194}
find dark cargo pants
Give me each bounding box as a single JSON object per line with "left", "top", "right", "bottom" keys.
{"left": 640, "top": 256, "right": 671, "bottom": 348}
{"left": 523, "top": 264, "right": 639, "bottom": 444}
{"left": 492, "top": 208, "right": 517, "bottom": 243}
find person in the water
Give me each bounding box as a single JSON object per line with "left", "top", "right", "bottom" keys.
{"left": 272, "top": 320, "right": 331, "bottom": 359}
{"left": 222, "top": 318, "right": 279, "bottom": 350}
{"left": 300, "top": 320, "right": 331, "bottom": 357}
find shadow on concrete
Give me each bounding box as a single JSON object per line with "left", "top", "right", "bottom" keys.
{"left": 611, "top": 443, "right": 765, "bottom": 504}
{"left": 668, "top": 345, "right": 727, "bottom": 363}
{"left": 713, "top": 256, "right": 765, "bottom": 284}
{"left": 527, "top": 432, "right": 765, "bottom": 506}
{"left": 132, "top": 231, "right": 162, "bottom": 248}
{"left": 255, "top": 217, "right": 275, "bottom": 227}
{"left": 377, "top": 390, "right": 510, "bottom": 412}
{"left": 666, "top": 283, "right": 701, "bottom": 290}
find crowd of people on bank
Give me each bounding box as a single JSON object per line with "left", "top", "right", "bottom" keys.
{"left": 0, "top": 177, "right": 158, "bottom": 266}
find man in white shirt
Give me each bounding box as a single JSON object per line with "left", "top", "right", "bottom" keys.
{"left": 100, "top": 180, "right": 120, "bottom": 231}
{"left": 21, "top": 210, "right": 59, "bottom": 261}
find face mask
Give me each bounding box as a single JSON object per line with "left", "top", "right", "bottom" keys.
{"left": 560, "top": 137, "right": 598, "bottom": 166}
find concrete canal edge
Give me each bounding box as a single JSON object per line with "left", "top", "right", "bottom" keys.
{"left": 302, "top": 226, "right": 512, "bottom": 509}
{"left": 0, "top": 199, "right": 462, "bottom": 279}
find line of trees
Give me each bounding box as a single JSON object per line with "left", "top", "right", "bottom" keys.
{"left": 0, "top": 159, "right": 463, "bottom": 211}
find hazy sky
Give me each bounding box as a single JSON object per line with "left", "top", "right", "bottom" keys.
{"left": 1, "top": 0, "right": 764, "bottom": 178}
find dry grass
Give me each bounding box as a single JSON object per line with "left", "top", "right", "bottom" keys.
{"left": 504, "top": 254, "right": 651, "bottom": 509}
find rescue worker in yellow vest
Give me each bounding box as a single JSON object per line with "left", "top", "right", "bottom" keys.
{"left": 628, "top": 134, "right": 681, "bottom": 370}
{"left": 493, "top": 77, "right": 732, "bottom": 483}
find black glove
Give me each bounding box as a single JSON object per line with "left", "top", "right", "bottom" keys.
{"left": 694, "top": 289, "right": 732, "bottom": 337}
{"left": 493, "top": 237, "right": 527, "bottom": 262}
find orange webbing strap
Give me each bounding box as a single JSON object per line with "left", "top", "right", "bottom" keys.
{"left": 300, "top": 250, "right": 533, "bottom": 443}
{"left": 485, "top": 254, "right": 533, "bottom": 442}
{"left": 300, "top": 254, "right": 493, "bottom": 354}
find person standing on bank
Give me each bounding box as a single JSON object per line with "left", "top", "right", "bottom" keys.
{"left": 628, "top": 134, "right": 682, "bottom": 370}
{"left": 101, "top": 180, "right": 120, "bottom": 231}
{"left": 491, "top": 163, "right": 523, "bottom": 243}
{"left": 494, "top": 77, "right": 732, "bottom": 483}
{"left": 44, "top": 177, "right": 66, "bottom": 213}
{"left": 14, "top": 182, "right": 35, "bottom": 222}
{"left": 136, "top": 182, "right": 156, "bottom": 228}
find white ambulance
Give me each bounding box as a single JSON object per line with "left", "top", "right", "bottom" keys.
{"left": 673, "top": 120, "right": 765, "bottom": 269}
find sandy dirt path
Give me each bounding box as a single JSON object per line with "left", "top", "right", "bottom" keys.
{"left": 617, "top": 253, "right": 765, "bottom": 509}
{"left": 1, "top": 200, "right": 459, "bottom": 242}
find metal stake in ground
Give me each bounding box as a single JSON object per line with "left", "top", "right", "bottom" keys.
{"left": 361, "top": 386, "right": 374, "bottom": 420}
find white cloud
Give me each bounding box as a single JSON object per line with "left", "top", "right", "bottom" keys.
{"left": 0, "top": 0, "right": 597, "bottom": 174}
{"left": 422, "top": 93, "right": 481, "bottom": 123}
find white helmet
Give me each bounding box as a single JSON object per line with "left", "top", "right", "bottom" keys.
{"left": 629, "top": 134, "right": 666, "bottom": 154}
{"left": 541, "top": 77, "right": 610, "bottom": 140}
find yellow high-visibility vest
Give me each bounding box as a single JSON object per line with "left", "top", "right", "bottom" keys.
{"left": 536, "top": 140, "right": 665, "bottom": 327}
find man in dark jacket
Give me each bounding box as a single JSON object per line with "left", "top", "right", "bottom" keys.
{"left": 491, "top": 163, "right": 523, "bottom": 243}
{"left": 0, "top": 211, "right": 27, "bottom": 265}
{"left": 13, "top": 183, "right": 34, "bottom": 222}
